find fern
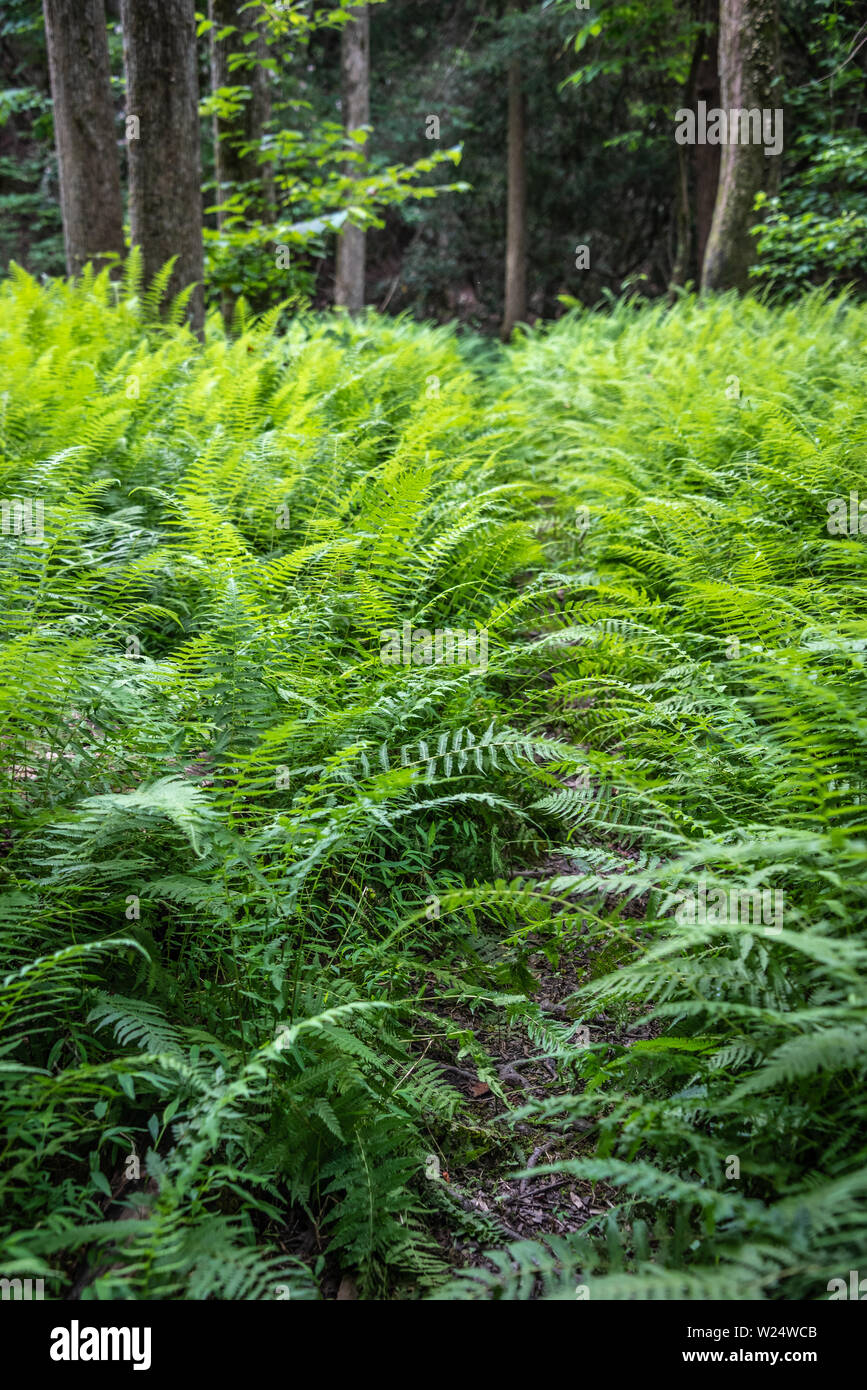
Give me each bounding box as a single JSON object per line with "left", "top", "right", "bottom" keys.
{"left": 1, "top": 269, "right": 866, "bottom": 1299}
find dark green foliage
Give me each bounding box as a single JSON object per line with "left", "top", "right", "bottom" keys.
{"left": 0, "top": 259, "right": 551, "bottom": 1298}
{"left": 1, "top": 264, "right": 865, "bottom": 1299}
{"left": 447, "top": 289, "right": 867, "bottom": 1298}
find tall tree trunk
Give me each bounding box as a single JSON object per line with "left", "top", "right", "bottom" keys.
{"left": 208, "top": 0, "right": 273, "bottom": 227}
{"left": 671, "top": 0, "right": 721, "bottom": 292}
{"left": 693, "top": 0, "right": 721, "bottom": 281}
{"left": 42, "top": 0, "right": 124, "bottom": 277}
{"left": 121, "top": 0, "right": 204, "bottom": 335}
{"left": 334, "top": 5, "right": 369, "bottom": 312}
{"left": 500, "top": 50, "right": 526, "bottom": 339}
{"left": 669, "top": 141, "right": 692, "bottom": 293}
{"left": 701, "top": 0, "right": 780, "bottom": 292}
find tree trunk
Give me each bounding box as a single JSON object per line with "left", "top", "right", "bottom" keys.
{"left": 208, "top": 0, "right": 273, "bottom": 227}
{"left": 701, "top": 0, "right": 780, "bottom": 292}
{"left": 693, "top": 0, "right": 721, "bottom": 281}
{"left": 42, "top": 0, "right": 125, "bottom": 277}
{"left": 121, "top": 0, "right": 204, "bottom": 334}
{"left": 669, "top": 141, "right": 692, "bottom": 293}
{"left": 671, "top": 0, "right": 721, "bottom": 291}
{"left": 334, "top": 5, "right": 369, "bottom": 312}
{"left": 500, "top": 51, "right": 527, "bottom": 339}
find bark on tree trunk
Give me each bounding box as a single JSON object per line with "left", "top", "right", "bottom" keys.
{"left": 121, "top": 0, "right": 205, "bottom": 335}
{"left": 693, "top": 0, "right": 721, "bottom": 281}
{"left": 42, "top": 0, "right": 125, "bottom": 277}
{"left": 669, "top": 141, "right": 692, "bottom": 293}
{"left": 334, "top": 5, "right": 369, "bottom": 313}
{"left": 208, "top": 0, "right": 273, "bottom": 227}
{"left": 701, "top": 0, "right": 780, "bottom": 292}
{"left": 671, "top": 0, "right": 721, "bottom": 291}
{"left": 500, "top": 52, "right": 527, "bottom": 339}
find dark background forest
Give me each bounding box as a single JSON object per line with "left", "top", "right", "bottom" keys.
{"left": 2, "top": 0, "right": 866, "bottom": 331}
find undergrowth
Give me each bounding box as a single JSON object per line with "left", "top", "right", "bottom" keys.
{"left": 1, "top": 260, "right": 865, "bottom": 1299}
